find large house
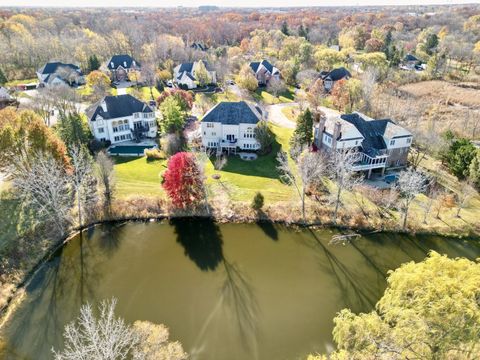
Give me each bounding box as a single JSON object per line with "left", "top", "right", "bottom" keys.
{"left": 190, "top": 42, "right": 209, "bottom": 51}
{"left": 201, "top": 101, "right": 262, "bottom": 153}
{"left": 249, "top": 60, "right": 280, "bottom": 86}
{"left": 314, "top": 112, "right": 412, "bottom": 178}
{"left": 173, "top": 60, "right": 216, "bottom": 89}
{"left": 320, "top": 67, "right": 351, "bottom": 92}
{"left": 107, "top": 55, "right": 141, "bottom": 82}
{"left": 36, "top": 62, "right": 85, "bottom": 87}
{"left": 400, "top": 54, "right": 425, "bottom": 71}
{"left": 86, "top": 94, "right": 157, "bottom": 144}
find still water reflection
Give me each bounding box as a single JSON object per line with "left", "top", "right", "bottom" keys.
{"left": 1, "top": 220, "right": 479, "bottom": 360}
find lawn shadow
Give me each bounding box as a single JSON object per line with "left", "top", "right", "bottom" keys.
{"left": 171, "top": 218, "right": 224, "bottom": 271}
{"left": 113, "top": 156, "right": 145, "bottom": 165}
{"left": 218, "top": 138, "right": 283, "bottom": 180}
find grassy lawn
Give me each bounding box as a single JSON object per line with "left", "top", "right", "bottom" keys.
{"left": 281, "top": 105, "right": 299, "bottom": 121}
{"left": 127, "top": 86, "right": 162, "bottom": 101}
{"left": 253, "top": 86, "right": 295, "bottom": 105}
{"left": 204, "top": 124, "right": 295, "bottom": 203}
{"left": 113, "top": 157, "right": 167, "bottom": 198}
{"left": 113, "top": 124, "right": 295, "bottom": 203}
{"left": 208, "top": 90, "right": 240, "bottom": 103}
{"left": 5, "top": 78, "right": 37, "bottom": 87}
{"left": 77, "top": 85, "right": 117, "bottom": 97}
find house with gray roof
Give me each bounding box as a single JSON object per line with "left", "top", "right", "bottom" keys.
{"left": 320, "top": 67, "right": 351, "bottom": 92}
{"left": 86, "top": 94, "right": 157, "bottom": 144}
{"left": 107, "top": 54, "right": 140, "bottom": 82}
{"left": 314, "top": 112, "right": 412, "bottom": 177}
{"left": 36, "top": 62, "right": 85, "bottom": 87}
{"left": 249, "top": 59, "right": 280, "bottom": 86}
{"left": 201, "top": 101, "right": 263, "bottom": 153}
{"left": 173, "top": 60, "right": 216, "bottom": 89}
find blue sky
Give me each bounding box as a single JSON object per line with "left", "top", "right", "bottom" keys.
{"left": 1, "top": 0, "right": 479, "bottom": 7}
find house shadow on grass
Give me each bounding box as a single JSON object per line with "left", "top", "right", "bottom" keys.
{"left": 217, "top": 138, "right": 283, "bottom": 180}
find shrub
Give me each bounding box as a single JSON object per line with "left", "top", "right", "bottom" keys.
{"left": 145, "top": 148, "right": 165, "bottom": 160}
{"left": 251, "top": 192, "right": 264, "bottom": 211}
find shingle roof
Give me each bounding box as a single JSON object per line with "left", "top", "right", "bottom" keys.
{"left": 322, "top": 67, "right": 351, "bottom": 81}
{"left": 202, "top": 101, "right": 261, "bottom": 125}
{"left": 177, "top": 62, "right": 194, "bottom": 74}
{"left": 250, "top": 59, "right": 277, "bottom": 74}
{"left": 404, "top": 54, "right": 419, "bottom": 62}
{"left": 87, "top": 94, "right": 153, "bottom": 121}
{"left": 107, "top": 55, "right": 140, "bottom": 70}
{"left": 38, "top": 62, "right": 81, "bottom": 75}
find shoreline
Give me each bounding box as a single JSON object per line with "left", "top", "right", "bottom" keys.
{"left": 1, "top": 212, "right": 479, "bottom": 332}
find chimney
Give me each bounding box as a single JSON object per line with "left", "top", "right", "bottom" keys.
{"left": 110, "top": 62, "right": 114, "bottom": 68}
{"left": 331, "top": 121, "right": 341, "bottom": 151}
{"left": 101, "top": 100, "right": 107, "bottom": 112}
{"left": 316, "top": 115, "right": 326, "bottom": 149}
{"left": 124, "top": 61, "right": 127, "bottom": 67}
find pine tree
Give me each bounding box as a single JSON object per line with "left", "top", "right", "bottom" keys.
{"left": 281, "top": 21, "right": 290, "bottom": 36}
{"left": 0, "top": 68, "right": 7, "bottom": 85}
{"left": 88, "top": 55, "right": 100, "bottom": 72}
{"left": 298, "top": 24, "right": 308, "bottom": 39}
{"left": 290, "top": 108, "right": 314, "bottom": 158}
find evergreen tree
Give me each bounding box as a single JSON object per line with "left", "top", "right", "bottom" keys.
{"left": 290, "top": 108, "right": 313, "bottom": 158}
{"left": 88, "top": 55, "right": 100, "bottom": 72}
{"left": 425, "top": 33, "right": 439, "bottom": 55}
{"left": 281, "top": 21, "right": 290, "bottom": 36}
{"left": 298, "top": 24, "right": 308, "bottom": 39}
{"left": 57, "top": 112, "right": 92, "bottom": 150}
{"left": 0, "top": 67, "right": 7, "bottom": 85}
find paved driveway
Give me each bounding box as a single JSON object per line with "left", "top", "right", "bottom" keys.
{"left": 266, "top": 103, "right": 297, "bottom": 129}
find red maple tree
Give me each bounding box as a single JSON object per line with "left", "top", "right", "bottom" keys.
{"left": 162, "top": 152, "right": 204, "bottom": 209}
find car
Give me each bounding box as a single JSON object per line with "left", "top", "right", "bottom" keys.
{"left": 166, "top": 80, "right": 173, "bottom": 87}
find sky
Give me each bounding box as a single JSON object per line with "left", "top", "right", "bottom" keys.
{"left": 1, "top": 0, "right": 479, "bottom": 7}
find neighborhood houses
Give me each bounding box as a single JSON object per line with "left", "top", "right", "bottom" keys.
{"left": 107, "top": 54, "right": 141, "bottom": 82}
{"left": 173, "top": 60, "right": 216, "bottom": 89}
{"left": 86, "top": 94, "right": 157, "bottom": 144}
{"left": 201, "top": 101, "right": 262, "bottom": 153}
{"left": 249, "top": 59, "right": 280, "bottom": 86}
{"left": 36, "top": 61, "right": 85, "bottom": 87}
{"left": 315, "top": 112, "right": 412, "bottom": 178}
{"left": 320, "top": 67, "right": 352, "bottom": 92}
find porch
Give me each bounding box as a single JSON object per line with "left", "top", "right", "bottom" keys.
{"left": 351, "top": 152, "right": 389, "bottom": 179}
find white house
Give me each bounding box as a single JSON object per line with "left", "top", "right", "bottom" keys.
{"left": 249, "top": 60, "right": 280, "bottom": 86}
{"left": 173, "top": 60, "right": 216, "bottom": 89}
{"left": 107, "top": 54, "right": 141, "bottom": 82}
{"left": 36, "top": 62, "right": 85, "bottom": 87}
{"left": 201, "top": 101, "right": 262, "bottom": 153}
{"left": 314, "top": 112, "right": 413, "bottom": 178}
{"left": 86, "top": 94, "right": 157, "bottom": 144}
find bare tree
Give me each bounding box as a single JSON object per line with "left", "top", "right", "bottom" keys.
{"left": 361, "top": 67, "right": 378, "bottom": 115}
{"left": 328, "top": 149, "right": 363, "bottom": 223}
{"left": 53, "top": 298, "right": 187, "bottom": 360}
{"left": 455, "top": 182, "right": 475, "bottom": 218}
{"left": 70, "top": 145, "right": 98, "bottom": 228}
{"left": 95, "top": 150, "right": 115, "bottom": 216}
{"left": 276, "top": 150, "right": 327, "bottom": 223}
{"left": 267, "top": 77, "right": 287, "bottom": 98}
{"left": 13, "top": 152, "right": 73, "bottom": 235}
{"left": 396, "top": 168, "right": 428, "bottom": 229}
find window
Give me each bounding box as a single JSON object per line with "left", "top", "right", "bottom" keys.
{"left": 114, "top": 136, "right": 119, "bottom": 142}
{"left": 211, "top": 132, "right": 216, "bottom": 136}
{"left": 227, "top": 134, "right": 235, "bottom": 141}
{"left": 390, "top": 140, "right": 396, "bottom": 146}
{"left": 98, "top": 127, "right": 104, "bottom": 133}
{"left": 406, "top": 138, "right": 411, "bottom": 144}
{"left": 206, "top": 123, "right": 214, "bottom": 128}
{"left": 134, "top": 113, "right": 139, "bottom": 119}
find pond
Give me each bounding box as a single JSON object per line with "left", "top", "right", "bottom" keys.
{"left": 1, "top": 220, "right": 479, "bottom": 360}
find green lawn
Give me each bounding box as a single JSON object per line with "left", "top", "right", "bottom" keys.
{"left": 5, "top": 78, "right": 37, "bottom": 87}
{"left": 114, "top": 157, "right": 167, "bottom": 198}
{"left": 281, "top": 105, "right": 299, "bottom": 121}
{"left": 127, "top": 86, "right": 162, "bottom": 101}
{"left": 113, "top": 124, "right": 295, "bottom": 203}
{"left": 77, "top": 85, "right": 117, "bottom": 97}
{"left": 253, "top": 86, "right": 295, "bottom": 105}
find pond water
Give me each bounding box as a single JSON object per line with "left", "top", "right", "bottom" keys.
{"left": 1, "top": 220, "right": 479, "bottom": 360}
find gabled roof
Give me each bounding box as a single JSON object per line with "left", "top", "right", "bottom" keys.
{"left": 250, "top": 59, "right": 277, "bottom": 74}
{"left": 177, "top": 71, "right": 196, "bottom": 81}
{"left": 38, "top": 62, "right": 81, "bottom": 75}
{"left": 322, "top": 67, "right": 351, "bottom": 82}
{"left": 202, "top": 101, "right": 261, "bottom": 125}
{"left": 340, "top": 112, "right": 411, "bottom": 154}
{"left": 404, "top": 54, "right": 419, "bottom": 62}
{"left": 107, "top": 55, "right": 140, "bottom": 70}
{"left": 87, "top": 94, "right": 153, "bottom": 121}
{"left": 191, "top": 42, "right": 208, "bottom": 51}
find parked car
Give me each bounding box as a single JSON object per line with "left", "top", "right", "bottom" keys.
{"left": 166, "top": 80, "right": 173, "bottom": 88}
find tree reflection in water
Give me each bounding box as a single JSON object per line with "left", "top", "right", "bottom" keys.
{"left": 172, "top": 219, "right": 259, "bottom": 359}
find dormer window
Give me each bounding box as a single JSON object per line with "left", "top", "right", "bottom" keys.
{"left": 390, "top": 140, "right": 396, "bottom": 146}
{"left": 134, "top": 113, "right": 139, "bottom": 119}
{"left": 124, "top": 61, "right": 127, "bottom": 67}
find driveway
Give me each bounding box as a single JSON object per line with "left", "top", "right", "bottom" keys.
{"left": 266, "top": 103, "right": 298, "bottom": 129}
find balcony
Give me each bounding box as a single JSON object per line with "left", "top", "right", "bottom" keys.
{"left": 350, "top": 152, "right": 388, "bottom": 171}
